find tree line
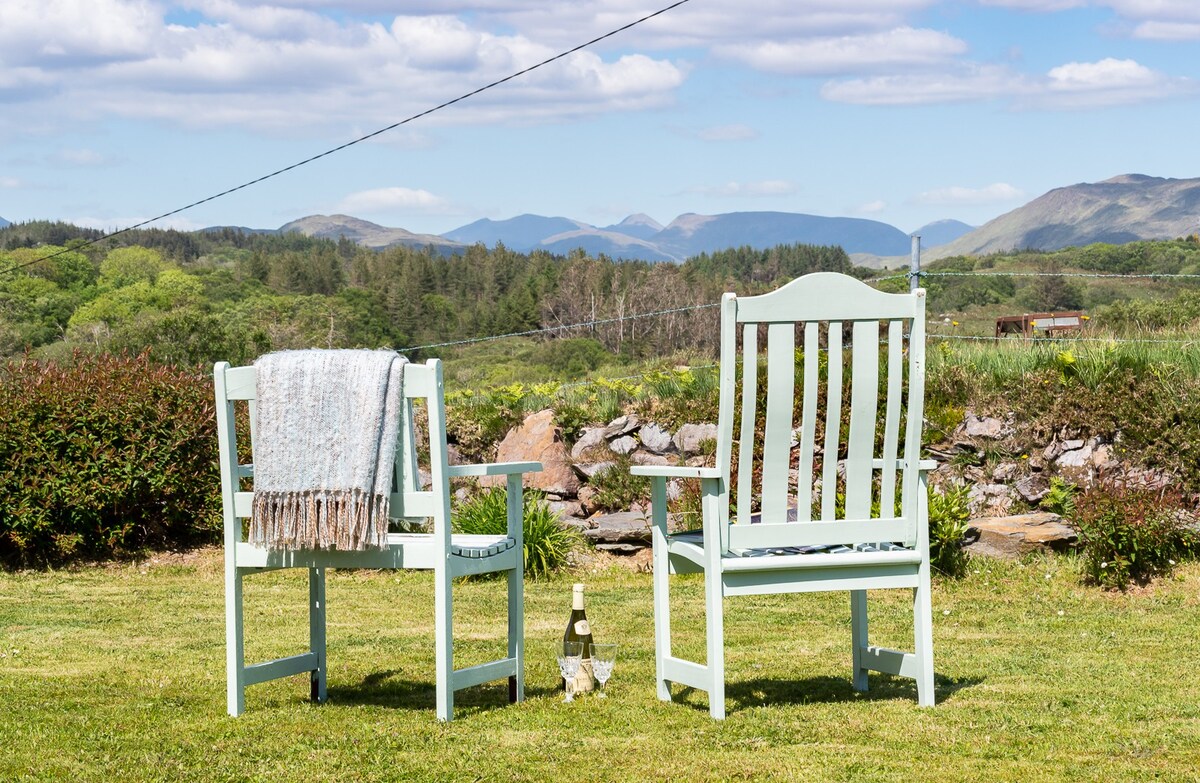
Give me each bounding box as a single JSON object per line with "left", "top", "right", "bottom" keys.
{"left": 0, "top": 220, "right": 863, "bottom": 369}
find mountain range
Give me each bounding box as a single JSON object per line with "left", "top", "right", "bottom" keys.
{"left": 270, "top": 174, "right": 1199, "bottom": 264}
{"left": 927, "top": 174, "right": 1200, "bottom": 259}
{"left": 0, "top": 216, "right": 10, "bottom": 228}
{"left": 278, "top": 211, "right": 969, "bottom": 262}
{"left": 5, "top": 173, "right": 1195, "bottom": 263}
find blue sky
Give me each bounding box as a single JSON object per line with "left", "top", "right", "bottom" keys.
{"left": 1, "top": 0, "right": 1197, "bottom": 236}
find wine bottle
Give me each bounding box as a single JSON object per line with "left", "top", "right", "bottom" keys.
{"left": 563, "top": 582, "right": 594, "bottom": 692}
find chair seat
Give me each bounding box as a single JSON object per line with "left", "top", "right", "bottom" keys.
{"left": 237, "top": 533, "right": 517, "bottom": 570}
{"left": 389, "top": 532, "right": 516, "bottom": 558}
{"left": 668, "top": 530, "right": 922, "bottom": 571}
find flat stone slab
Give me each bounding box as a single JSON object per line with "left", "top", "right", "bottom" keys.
{"left": 581, "top": 511, "right": 652, "bottom": 545}
{"left": 965, "top": 512, "right": 1078, "bottom": 559}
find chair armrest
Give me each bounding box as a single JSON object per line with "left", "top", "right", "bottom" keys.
{"left": 870, "top": 458, "right": 938, "bottom": 472}
{"left": 447, "top": 461, "right": 542, "bottom": 478}
{"left": 630, "top": 465, "right": 722, "bottom": 479}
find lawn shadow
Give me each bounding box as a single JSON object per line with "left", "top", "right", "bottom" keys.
{"left": 326, "top": 669, "right": 559, "bottom": 714}
{"left": 670, "top": 672, "right": 982, "bottom": 716}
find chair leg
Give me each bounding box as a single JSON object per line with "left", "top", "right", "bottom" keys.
{"left": 850, "top": 589, "right": 869, "bottom": 692}
{"left": 435, "top": 568, "right": 454, "bottom": 721}
{"left": 225, "top": 567, "right": 245, "bottom": 717}
{"left": 507, "top": 563, "right": 524, "bottom": 704}
{"left": 652, "top": 546, "right": 672, "bottom": 702}
{"left": 913, "top": 564, "right": 936, "bottom": 707}
{"left": 704, "top": 563, "right": 725, "bottom": 720}
{"left": 309, "top": 567, "right": 327, "bottom": 704}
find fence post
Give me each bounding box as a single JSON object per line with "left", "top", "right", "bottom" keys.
{"left": 909, "top": 234, "right": 921, "bottom": 293}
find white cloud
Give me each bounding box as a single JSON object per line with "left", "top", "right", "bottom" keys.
{"left": 695, "top": 124, "right": 758, "bottom": 142}
{"left": 336, "top": 187, "right": 450, "bottom": 213}
{"left": 1131, "top": 20, "right": 1200, "bottom": 39}
{"left": 915, "top": 183, "right": 1025, "bottom": 206}
{"left": 716, "top": 27, "right": 967, "bottom": 75}
{"left": 1038, "top": 57, "right": 1192, "bottom": 107}
{"left": 857, "top": 199, "right": 887, "bottom": 213}
{"left": 1, "top": 2, "right": 687, "bottom": 135}
{"left": 1103, "top": 0, "right": 1200, "bottom": 22}
{"left": 0, "top": 0, "right": 163, "bottom": 66}
{"left": 687, "top": 180, "right": 797, "bottom": 197}
{"left": 821, "top": 64, "right": 1030, "bottom": 105}
{"left": 822, "top": 57, "right": 1192, "bottom": 108}
{"left": 0, "top": 176, "right": 21, "bottom": 188}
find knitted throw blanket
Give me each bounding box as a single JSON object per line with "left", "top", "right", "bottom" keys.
{"left": 250, "top": 349, "right": 408, "bottom": 550}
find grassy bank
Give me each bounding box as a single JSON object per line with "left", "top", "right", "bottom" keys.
{"left": 3, "top": 550, "right": 1199, "bottom": 782}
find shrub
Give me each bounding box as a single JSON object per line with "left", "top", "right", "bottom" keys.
{"left": 588, "top": 456, "right": 652, "bottom": 512}
{"left": 1074, "top": 483, "right": 1197, "bottom": 590}
{"left": 928, "top": 484, "right": 971, "bottom": 578}
{"left": 452, "top": 486, "right": 579, "bottom": 578}
{"left": 0, "top": 352, "right": 221, "bottom": 567}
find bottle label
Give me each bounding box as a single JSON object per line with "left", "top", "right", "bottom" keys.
{"left": 573, "top": 658, "right": 594, "bottom": 692}
{"left": 574, "top": 620, "right": 590, "bottom": 635}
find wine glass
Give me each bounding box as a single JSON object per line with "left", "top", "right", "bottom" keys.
{"left": 556, "top": 641, "right": 583, "bottom": 702}
{"left": 591, "top": 643, "right": 617, "bottom": 698}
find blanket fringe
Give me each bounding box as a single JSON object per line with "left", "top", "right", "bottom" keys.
{"left": 250, "top": 489, "right": 390, "bottom": 550}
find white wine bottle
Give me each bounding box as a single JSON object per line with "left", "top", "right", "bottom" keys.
{"left": 563, "top": 582, "right": 594, "bottom": 692}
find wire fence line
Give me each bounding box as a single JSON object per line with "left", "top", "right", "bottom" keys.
{"left": 929, "top": 333, "right": 1200, "bottom": 346}
{"left": 397, "top": 302, "right": 720, "bottom": 354}
{"left": 870, "top": 269, "right": 1200, "bottom": 284}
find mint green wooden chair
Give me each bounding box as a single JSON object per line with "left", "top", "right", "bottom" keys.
{"left": 633, "top": 273, "right": 935, "bottom": 719}
{"left": 214, "top": 357, "right": 540, "bottom": 721}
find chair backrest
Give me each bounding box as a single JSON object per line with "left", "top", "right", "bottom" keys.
{"left": 713, "top": 273, "right": 927, "bottom": 552}
{"left": 213, "top": 358, "right": 453, "bottom": 548}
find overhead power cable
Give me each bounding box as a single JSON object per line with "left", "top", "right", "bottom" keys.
{"left": 0, "top": 0, "right": 693, "bottom": 277}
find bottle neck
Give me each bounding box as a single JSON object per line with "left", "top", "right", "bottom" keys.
{"left": 572, "top": 586, "right": 585, "bottom": 611}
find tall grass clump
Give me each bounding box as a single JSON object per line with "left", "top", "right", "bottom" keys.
{"left": 452, "top": 487, "right": 579, "bottom": 578}
{"left": 0, "top": 352, "right": 220, "bottom": 567}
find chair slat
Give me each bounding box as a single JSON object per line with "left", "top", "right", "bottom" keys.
{"left": 796, "top": 322, "right": 819, "bottom": 522}
{"left": 820, "top": 323, "right": 843, "bottom": 520}
{"left": 760, "top": 323, "right": 795, "bottom": 523}
{"left": 736, "top": 323, "right": 758, "bottom": 526}
{"left": 878, "top": 321, "right": 904, "bottom": 517}
{"left": 845, "top": 320, "right": 880, "bottom": 520}
{"left": 727, "top": 518, "right": 910, "bottom": 550}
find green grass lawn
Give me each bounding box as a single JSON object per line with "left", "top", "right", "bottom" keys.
{"left": 3, "top": 550, "right": 1199, "bottom": 782}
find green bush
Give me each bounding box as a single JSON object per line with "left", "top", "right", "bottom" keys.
{"left": 928, "top": 484, "right": 971, "bottom": 578}
{"left": 1075, "top": 483, "right": 1197, "bottom": 590}
{"left": 588, "top": 456, "right": 652, "bottom": 513}
{"left": 0, "top": 353, "right": 221, "bottom": 567}
{"left": 452, "top": 486, "right": 579, "bottom": 578}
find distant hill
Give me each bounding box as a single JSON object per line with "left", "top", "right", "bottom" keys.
{"left": 441, "top": 210, "right": 913, "bottom": 262}
{"left": 0, "top": 216, "right": 10, "bottom": 228}
{"left": 279, "top": 214, "right": 465, "bottom": 253}
{"left": 442, "top": 214, "right": 588, "bottom": 250}
{"left": 539, "top": 228, "right": 676, "bottom": 262}
{"left": 200, "top": 225, "right": 277, "bottom": 235}
{"left": 653, "top": 211, "right": 913, "bottom": 258}
{"left": 915, "top": 219, "right": 974, "bottom": 248}
{"left": 602, "top": 213, "right": 663, "bottom": 241}
{"left": 930, "top": 174, "right": 1200, "bottom": 259}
